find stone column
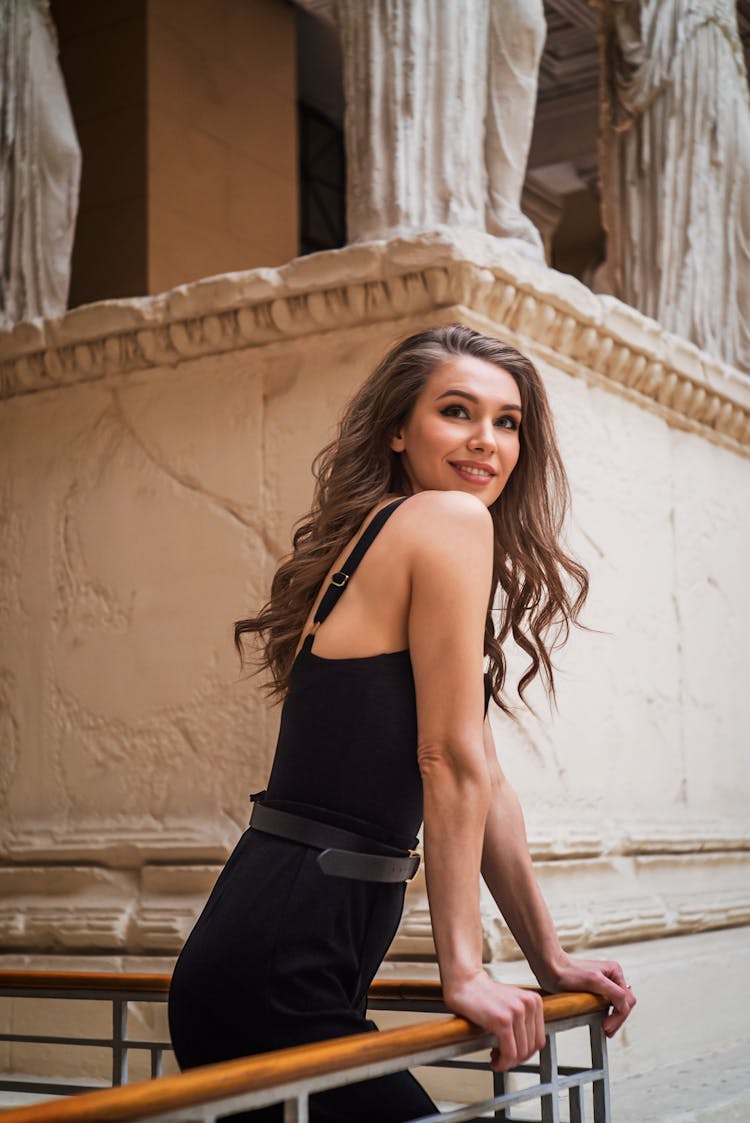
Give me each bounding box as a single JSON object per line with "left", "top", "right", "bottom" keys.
{"left": 0, "top": 0, "right": 81, "bottom": 326}
{"left": 484, "top": 0, "right": 546, "bottom": 259}
{"left": 332, "top": 0, "right": 545, "bottom": 259}
{"left": 596, "top": 0, "right": 750, "bottom": 372}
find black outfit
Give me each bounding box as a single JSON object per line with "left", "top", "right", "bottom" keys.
{"left": 168, "top": 497, "right": 491, "bottom": 1122}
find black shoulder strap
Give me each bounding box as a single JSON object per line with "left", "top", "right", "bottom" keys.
{"left": 313, "top": 497, "right": 408, "bottom": 625}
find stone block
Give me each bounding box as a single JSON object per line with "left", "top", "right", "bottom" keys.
{"left": 147, "top": 204, "right": 275, "bottom": 293}
{"left": 149, "top": 110, "right": 229, "bottom": 230}
{"left": 227, "top": 149, "right": 298, "bottom": 262}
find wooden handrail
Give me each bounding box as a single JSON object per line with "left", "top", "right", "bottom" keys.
{"left": 0, "top": 970, "right": 172, "bottom": 995}
{"left": 0, "top": 970, "right": 552, "bottom": 1005}
{"left": 0, "top": 971, "right": 453, "bottom": 1002}
{"left": 0, "top": 985, "right": 607, "bottom": 1123}
{"left": 368, "top": 979, "right": 445, "bottom": 1002}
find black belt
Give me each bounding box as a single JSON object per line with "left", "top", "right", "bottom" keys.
{"left": 249, "top": 798, "right": 420, "bottom": 884}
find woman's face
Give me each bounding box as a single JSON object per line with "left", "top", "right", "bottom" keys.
{"left": 390, "top": 355, "right": 522, "bottom": 506}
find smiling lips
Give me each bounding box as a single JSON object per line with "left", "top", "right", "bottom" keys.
{"left": 449, "top": 460, "right": 496, "bottom": 484}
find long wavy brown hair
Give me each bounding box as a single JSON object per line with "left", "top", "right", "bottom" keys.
{"left": 235, "top": 325, "right": 588, "bottom": 713}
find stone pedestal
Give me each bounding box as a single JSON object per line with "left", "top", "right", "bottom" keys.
{"left": 1, "top": 233, "right": 749, "bottom": 1105}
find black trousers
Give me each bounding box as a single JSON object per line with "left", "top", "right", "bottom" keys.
{"left": 168, "top": 828, "right": 437, "bottom": 1122}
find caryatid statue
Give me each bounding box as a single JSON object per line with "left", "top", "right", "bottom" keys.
{"left": 597, "top": 0, "right": 750, "bottom": 372}
{"left": 314, "top": 0, "right": 547, "bottom": 260}
{"left": 0, "top": 0, "right": 81, "bottom": 327}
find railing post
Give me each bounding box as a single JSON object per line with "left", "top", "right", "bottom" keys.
{"left": 151, "top": 1046, "right": 163, "bottom": 1079}
{"left": 540, "top": 1032, "right": 561, "bottom": 1123}
{"left": 492, "top": 1069, "right": 508, "bottom": 1122}
{"left": 284, "top": 1092, "right": 309, "bottom": 1122}
{"left": 590, "top": 1020, "right": 611, "bottom": 1123}
{"left": 568, "top": 1083, "right": 583, "bottom": 1123}
{"left": 112, "top": 997, "right": 128, "bottom": 1086}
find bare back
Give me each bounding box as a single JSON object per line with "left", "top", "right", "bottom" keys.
{"left": 294, "top": 495, "right": 414, "bottom": 661}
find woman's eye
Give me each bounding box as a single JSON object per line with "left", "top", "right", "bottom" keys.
{"left": 440, "top": 405, "right": 519, "bottom": 430}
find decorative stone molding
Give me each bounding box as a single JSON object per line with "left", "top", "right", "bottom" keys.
{"left": 394, "top": 849, "right": 750, "bottom": 962}
{"left": 3, "top": 819, "right": 747, "bottom": 868}
{"left": 1, "top": 231, "right": 748, "bottom": 456}
{"left": 392, "top": 889, "right": 750, "bottom": 963}
{"left": 620, "top": 822, "right": 750, "bottom": 855}
{"left": 0, "top": 826, "right": 232, "bottom": 867}
{"left": 4, "top": 882, "right": 747, "bottom": 957}
{"left": 1, "top": 848, "right": 748, "bottom": 955}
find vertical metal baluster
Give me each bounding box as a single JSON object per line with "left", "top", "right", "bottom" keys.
{"left": 284, "top": 1093, "right": 309, "bottom": 1122}
{"left": 569, "top": 1084, "right": 583, "bottom": 1123}
{"left": 540, "top": 1032, "right": 561, "bottom": 1123}
{"left": 151, "top": 1045, "right": 163, "bottom": 1078}
{"left": 590, "top": 1021, "right": 611, "bottom": 1123}
{"left": 112, "top": 997, "right": 128, "bottom": 1086}
{"left": 493, "top": 1067, "right": 509, "bottom": 1121}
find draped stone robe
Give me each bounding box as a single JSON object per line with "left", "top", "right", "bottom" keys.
{"left": 332, "top": 0, "right": 547, "bottom": 259}
{"left": 599, "top": 0, "right": 750, "bottom": 372}
{"left": 0, "top": 0, "right": 81, "bottom": 327}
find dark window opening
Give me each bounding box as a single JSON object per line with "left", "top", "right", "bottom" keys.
{"left": 298, "top": 102, "right": 346, "bottom": 255}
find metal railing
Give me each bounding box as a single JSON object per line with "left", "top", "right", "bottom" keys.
{"left": 0, "top": 971, "right": 611, "bottom": 1122}
{"left": 0, "top": 971, "right": 172, "bottom": 1096}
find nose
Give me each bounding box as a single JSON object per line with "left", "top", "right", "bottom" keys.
{"left": 467, "top": 415, "right": 497, "bottom": 452}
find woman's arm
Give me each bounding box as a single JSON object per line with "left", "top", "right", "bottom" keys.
{"left": 405, "top": 491, "right": 545, "bottom": 1072}
{"left": 480, "top": 720, "right": 636, "bottom": 1036}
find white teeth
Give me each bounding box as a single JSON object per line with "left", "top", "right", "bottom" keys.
{"left": 454, "top": 464, "right": 491, "bottom": 478}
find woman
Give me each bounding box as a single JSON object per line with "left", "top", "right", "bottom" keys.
{"left": 168, "top": 325, "right": 636, "bottom": 1121}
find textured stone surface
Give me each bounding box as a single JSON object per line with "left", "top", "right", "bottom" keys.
{"left": 0, "top": 350, "right": 271, "bottom": 869}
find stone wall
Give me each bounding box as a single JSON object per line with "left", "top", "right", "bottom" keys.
{"left": 50, "top": 0, "right": 298, "bottom": 305}
{"left": 146, "top": 0, "right": 298, "bottom": 293}
{"left": 1, "top": 232, "right": 749, "bottom": 1096}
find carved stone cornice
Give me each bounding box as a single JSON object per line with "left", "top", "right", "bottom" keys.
{"left": 1, "top": 232, "right": 748, "bottom": 456}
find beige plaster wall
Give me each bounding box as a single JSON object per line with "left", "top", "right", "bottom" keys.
{"left": 147, "top": 0, "right": 298, "bottom": 293}
{"left": 1, "top": 233, "right": 749, "bottom": 1096}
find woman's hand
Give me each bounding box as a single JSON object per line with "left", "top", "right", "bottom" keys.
{"left": 535, "top": 952, "right": 636, "bottom": 1037}
{"left": 444, "top": 970, "right": 546, "bottom": 1072}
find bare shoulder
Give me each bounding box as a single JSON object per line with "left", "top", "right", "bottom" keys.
{"left": 390, "top": 491, "right": 494, "bottom": 579}
{"left": 404, "top": 492, "right": 493, "bottom": 736}
{"left": 396, "top": 490, "right": 493, "bottom": 557}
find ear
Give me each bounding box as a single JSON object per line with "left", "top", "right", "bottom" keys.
{"left": 390, "top": 429, "right": 405, "bottom": 453}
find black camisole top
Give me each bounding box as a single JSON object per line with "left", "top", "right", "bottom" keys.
{"left": 264, "top": 498, "right": 492, "bottom": 853}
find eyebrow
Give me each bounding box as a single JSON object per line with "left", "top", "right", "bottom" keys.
{"left": 435, "top": 389, "right": 522, "bottom": 412}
